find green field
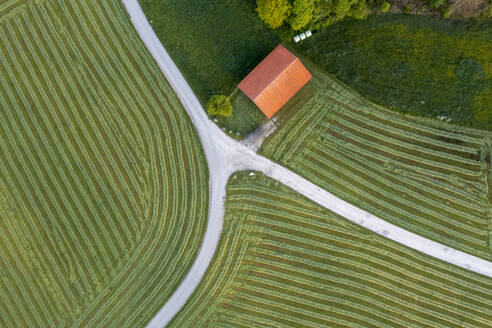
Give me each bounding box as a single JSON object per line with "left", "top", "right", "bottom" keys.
{"left": 296, "top": 15, "right": 492, "bottom": 130}
{"left": 138, "top": 0, "right": 279, "bottom": 100}
{"left": 170, "top": 172, "right": 492, "bottom": 327}
{"left": 138, "top": 3, "right": 492, "bottom": 133}
{"left": 260, "top": 58, "right": 492, "bottom": 261}
{"left": 0, "top": 0, "right": 208, "bottom": 327}
{"left": 139, "top": 0, "right": 280, "bottom": 134}
{"left": 213, "top": 89, "right": 267, "bottom": 137}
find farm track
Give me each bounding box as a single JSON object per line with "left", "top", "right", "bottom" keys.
{"left": 1, "top": 0, "right": 491, "bottom": 327}
{"left": 170, "top": 173, "right": 492, "bottom": 328}
{"left": 0, "top": 0, "right": 208, "bottom": 327}
{"left": 261, "top": 67, "right": 492, "bottom": 260}
{"left": 122, "top": 0, "right": 492, "bottom": 326}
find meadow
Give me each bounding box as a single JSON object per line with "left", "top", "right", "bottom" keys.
{"left": 296, "top": 15, "right": 492, "bottom": 130}
{"left": 260, "top": 58, "right": 492, "bottom": 261}
{"left": 213, "top": 89, "right": 267, "bottom": 138}
{"left": 139, "top": 2, "right": 492, "bottom": 134}
{"left": 139, "top": 0, "right": 279, "bottom": 135}
{"left": 170, "top": 172, "right": 492, "bottom": 327}
{"left": 0, "top": 0, "right": 208, "bottom": 327}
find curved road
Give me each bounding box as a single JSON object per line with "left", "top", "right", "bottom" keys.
{"left": 121, "top": 1, "right": 492, "bottom": 327}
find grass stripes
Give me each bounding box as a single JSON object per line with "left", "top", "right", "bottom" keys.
{"left": 261, "top": 60, "right": 492, "bottom": 260}
{"left": 0, "top": 0, "right": 32, "bottom": 20}
{"left": 170, "top": 172, "right": 492, "bottom": 327}
{"left": 0, "top": 0, "right": 208, "bottom": 327}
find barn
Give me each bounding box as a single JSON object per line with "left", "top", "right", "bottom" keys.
{"left": 238, "top": 45, "right": 312, "bottom": 118}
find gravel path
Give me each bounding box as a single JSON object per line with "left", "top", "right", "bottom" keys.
{"left": 121, "top": 1, "right": 492, "bottom": 327}
{"left": 241, "top": 117, "right": 278, "bottom": 151}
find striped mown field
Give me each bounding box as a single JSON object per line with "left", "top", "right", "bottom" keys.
{"left": 0, "top": 0, "right": 208, "bottom": 327}
{"left": 170, "top": 172, "right": 492, "bottom": 327}
{"left": 261, "top": 60, "right": 492, "bottom": 261}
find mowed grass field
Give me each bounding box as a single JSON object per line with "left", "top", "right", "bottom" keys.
{"left": 0, "top": 0, "right": 208, "bottom": 327}
{"left": 296, "top": 15, "right": 492, "bottom": 130}
{"left": 261, "top": 59, "right": 492, "bottom": 261}
{"left": 170, "top": 172, "right": 492, "bottom": 327}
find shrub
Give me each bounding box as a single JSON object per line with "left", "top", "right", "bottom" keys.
{"left": 207, "top": 95, "right": 232, "bottom": 117}
{"left": 256, "top": 0, "right": 291, "bottom": 29}
{"left": 403, "top": 5, "right": 411, "bottom": 14}
{"left": 308, "top": 0, "right": 370, "bottom": 28}
{"left": 381, "top": 2, "right": 391, "bottom": 12}
{"left": 479, "top": 5, "right": 492, "bottom": 18}
{"left": 288, "top": 0, "right": 315, "bottom": 31}
{"left": 442, "top": 5, "right": 455, "bottom": 18}
{"left": 351, "top": 0, "right": 370, "bottom": 19}
{"left": 429, "top": 0, "right": 446, "bottom": 10}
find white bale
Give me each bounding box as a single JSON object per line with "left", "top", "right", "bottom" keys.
{"left": 300, "top": 33, "right": 306, "bottom": 40}
{"left": 293, "top": 35, "right": 301, "bottom": 43}
{"left": 305, "top": 30, "right": 312, "bottom": 37}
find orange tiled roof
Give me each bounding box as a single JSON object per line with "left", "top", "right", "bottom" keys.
{"left": 238, "top": 45, "right": 311, "bottom": 118}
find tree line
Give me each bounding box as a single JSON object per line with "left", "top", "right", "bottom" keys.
{"left": 256, "top": 0, "right": 370, "bottom": 31}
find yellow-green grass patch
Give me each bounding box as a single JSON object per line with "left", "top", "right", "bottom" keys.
{"left": 0, "top": 0, "right": 208, "bottom": 327}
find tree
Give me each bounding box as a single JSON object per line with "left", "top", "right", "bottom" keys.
{"left": 428, "top": 0, "right": 446, "bottom": 10}
{"left": 333, "top": 0, "right": 358, "bottom": 20}
{"left": 256, "top": 0, "right": 291, "bottom": 29}
{"left": 207, "top": 95, "right": 232, "bottom": 117}
{"left": 288, "top": 0, "right": 315, "bottom": 31}
{"left": 380, "top": 2, "right": 391, "bottom": 13}
{"left": 350, "top": 0, "right": 369, "bottom": 19}
{"left": 312, "top": 0, "right": 368, "bottom": 26}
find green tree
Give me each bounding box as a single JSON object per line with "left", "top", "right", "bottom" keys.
{"left": 288, "top": 0, "right": 315, "bottom": 31}
{"left": 381, "top": 2, "right": 391, "bottom": 12}
{"left": 207, "top": 95, "right": 232, "bottom": 117}
{"left": 256, "top": 0, "right": 292, "bottom": 29}
{"left": 350, "top": 0, "right": 369, "bottom": 19}
{"left": 313, "top": 0, "right": 368, "bottom": 26}
{"left": 428, "top": 0, "right": 446, "bottom": 10}
{"left": 442, "top": 4, "right": 457, "bottom": 18}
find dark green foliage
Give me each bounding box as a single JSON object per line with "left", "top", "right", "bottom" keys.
{"left": 443, "top": 5, "right": 455, "bottom": 19}
{"left": 256, "top": 0, "right": 292, "bottom": 29}
{"left": 428, "top": 0, "right": 446, "bottom": 10}
{"left": 288, "top": 0, "right": 316, "bottom": 30}
{"left": 481, "top": 5, "right": 492, "bottom": 18}
{"left": 381, "top": 1, "right": 391, "bottom": 12}
{"left": 311, "top": 0, "right": 370, "bottom": 28}
{"left": 403, "top": 5, "right": 411, "bottom": 14}
{"left": 207, "top": 95, "right": 233, "bottom": 117}
{"left": 295, "top": 15, "right": 492, "bottom": 130}
{"left": 351, "top": 0, "right": 370, "bottom": 19}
